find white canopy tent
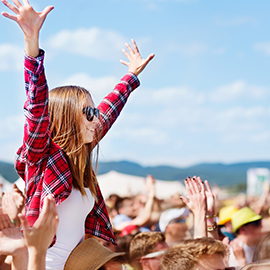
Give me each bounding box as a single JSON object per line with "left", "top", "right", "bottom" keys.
{"left": 97, "top": 170, "right": 186, "bottom": 199}
{"left": 14, "top": 170, "right": 187, "bottom": 199}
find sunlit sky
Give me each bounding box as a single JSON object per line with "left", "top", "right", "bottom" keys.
{"left": 1, "top": 0, "right": 270, "bottom": 167}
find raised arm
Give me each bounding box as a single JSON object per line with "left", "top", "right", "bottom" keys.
{"left": 2, "top": 0, "right": 54, "bottom": 165}
{"left": 18, "top": 195, "right": 59, "bottom": 270}
{"left": 181, "top": 176, "right": 207, "bottom": 238}
{"left": 1, "top": 0, "right": 53, "bottom": 57}
{"left": 95, "top": 40, "right": 154, "bottom": 144}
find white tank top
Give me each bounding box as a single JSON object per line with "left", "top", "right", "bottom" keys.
{"left": 46, "top": 187, "right": 94, "bottom": 270}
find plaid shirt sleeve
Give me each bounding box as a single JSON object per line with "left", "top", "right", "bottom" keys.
{"left": 85, "top": 73, "right": 140, "bottom": 244}
{"left": 94, "top": 72, "right": 140, "bottom": 146}
{"left": 22, "top": 49, "right": 51, "bottom": 165}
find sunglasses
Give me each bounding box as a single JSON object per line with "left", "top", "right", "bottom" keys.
{"left": 82, "top": 107, "right": 100, "bottom": 122}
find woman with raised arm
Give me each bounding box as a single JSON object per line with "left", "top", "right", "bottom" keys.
{"left": 1, "top": 0, "right": 154, "bottom": 269}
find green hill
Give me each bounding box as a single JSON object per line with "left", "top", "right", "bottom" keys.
{"left": 0, "top": 161, "right": 19, "bottom": 182}
{"left": 1, "top": 159, "right": 270, "bottom": 188}
{"left": 97, "top": 160, "right": 270, "bottom": 187}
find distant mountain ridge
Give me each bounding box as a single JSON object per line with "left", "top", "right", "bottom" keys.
{"left": 1, "top": 160, "right": 270, "bottom": 187}
{"left": 97, "top": 161, "right": 270, "bottom": 187}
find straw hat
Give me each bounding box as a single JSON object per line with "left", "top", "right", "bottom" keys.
{"left": 231, "top": 207, "right": 262, "bottom": 233}
{"left": 218, "top": 205, "right": 238, "bottom": 225}
{"left": 64, "top": 238, "right": 125, "bottom": 270}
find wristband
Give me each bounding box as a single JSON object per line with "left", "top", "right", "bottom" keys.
{"left": 206, "top": 214, "right": 217, "bottom": 219}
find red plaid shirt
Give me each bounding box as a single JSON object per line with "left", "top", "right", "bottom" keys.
{"left": 15, "top": 50, "right": 140, "bottom": 245}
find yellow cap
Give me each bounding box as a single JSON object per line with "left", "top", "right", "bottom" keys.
{"left": 231, "top": 207, "right": 262, "bottom": 233}
{"left": 218, "top": 205, "right": 238, "bottom": 225}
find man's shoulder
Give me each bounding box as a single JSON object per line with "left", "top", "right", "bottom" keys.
{"left": 113, "top": 214, "right": 132, "bottom": 227}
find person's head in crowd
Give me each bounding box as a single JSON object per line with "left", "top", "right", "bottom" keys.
{"left": 231, "top": 207, "right": 263, "bottom": 247}
{"left": 240, "top": 259, "right": 270, "bottom": 270}
{"left": 160, "top": 237, "right": 228, "bottom": 270}
{"left": 115, "top": 196, "right": 138, "bottom": 218}
{"left": 158, "top": 207, "right": 190, "bottom": 246}
{"left": 252, "top": 231, "right": 270, "bottom": 262}
{"left": 218, "top": 205, "right": 238, "bottom": 242}
{"left": 115, "top": 234, "right": 135, "bottom": 262}
{"left": 88, "top": 235, "right": 117, "bottom": 252}
{"left": 129, "top": 232, "right": 168, "bottom": 270}
{"left": 64, "top": 238, "right": 126, "bottom": 270}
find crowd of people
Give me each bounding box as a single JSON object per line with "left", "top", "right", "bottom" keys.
{"left": 1, "top": 175, "right": 270, "bottom": 270}
{"left": 1, "top": 0, "right": 270, "bottom": 270}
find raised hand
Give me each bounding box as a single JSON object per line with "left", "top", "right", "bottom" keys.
{"left": 181, "top": 176, "right": 207, "bottom": 238}
{"left": 2, "top": 192, "right": 19, "bottom": 225}
{"left": 120, "top": 39, "right": 155, "bottom": 76}
{"left": 2, "top": 185, "right": 24, "bottom": 228}
{"left": 145, "top": 175, "right": 156, "bottom": 198}
{"left": 0, "top": 207, "right": 27, "bottom": 269}
{"left": 204, "top": 179, "right": 215, "bottom": 215}
{"left": 1, "top": 0, "right": 54, "bottom": 56}
{"left": 18, "top": 194, "right": 58, "bottom": 253}
{"left": 181, "top": 176, "right": 207, "bottom": 215}
{"left": 1, "top": 0, "right": 53, "bottom": 38}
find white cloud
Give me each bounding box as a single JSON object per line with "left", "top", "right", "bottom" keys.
{"left": 0, "top": 44, "right": 23, "bottom": 71}
{"left": 152, "top": 86, "right": 205, "bottom": 104}
{"left": 47, "top": 27, "right": 126, "bottom": 60}
{"left": 122, "top": 127, "right": 168, "bottom": 145}
{"left": 254, "top": 42, "right": 270, "bottom": 56}
{"left": 210, "top": 81, "right": 268, "bottom": 103}
{"left": 59, "top": 73, "right": 118, "bottom": 104}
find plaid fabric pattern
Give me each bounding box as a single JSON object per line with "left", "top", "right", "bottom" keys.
{"left": 15, "top": 49, "right": 140, "bottom": 245}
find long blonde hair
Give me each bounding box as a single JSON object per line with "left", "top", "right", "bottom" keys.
{"left": 49, "top": 85, "right": 98, "bottom": 199}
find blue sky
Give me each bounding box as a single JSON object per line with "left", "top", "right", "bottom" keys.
{"left": 1, "top": 0, "right": 270, "bottom": 167}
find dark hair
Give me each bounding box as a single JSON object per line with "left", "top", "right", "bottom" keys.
{"left": 115, "top": 196, "right": 133, "bottom": 214}
{"left": 97, "top": 256, "right": 126, "bottom": 270}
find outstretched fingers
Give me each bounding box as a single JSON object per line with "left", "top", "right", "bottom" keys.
{"left": 1, "top": 0, "right": 19, "bottom": 21}
{"left": 131, "top": 39, "right": 140, "bottom": 54}
{"left": 204, "top": 180, "right": 212, "bottom": 193}
{"left": 11, "top": 0, "right": 22, "bottom": 8}
{"left": 125, "top": 42, "right": 135, "bottom": 56}
{"left": 120, "top": 39, "right": 154, "bottom": 76}
{"left": 40, "top": 5, "right": 54, "bottom": 18}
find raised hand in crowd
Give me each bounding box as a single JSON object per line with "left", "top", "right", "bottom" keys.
{"left": 181, "top": 176, "right": 207, "bottom": 238}
{"left": 0, "top": 195, "right": 58, "bottom": 270}
{"left": 0, "top": 207, "right": 28, "bottom": 270}
{"left": 18, "top": 195, "right": 59, "bottom": 270}
{"left": 182, "top": 176, "right": 218, "bottom": 239}
{"left": 203, "top": 179, "right": 219, "bottom": 239}
{"left": 2, "top": 184, "right": 24, "bottom": 228}
{"left": 230, "top": 237, "right": 247, "bottom": 268}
